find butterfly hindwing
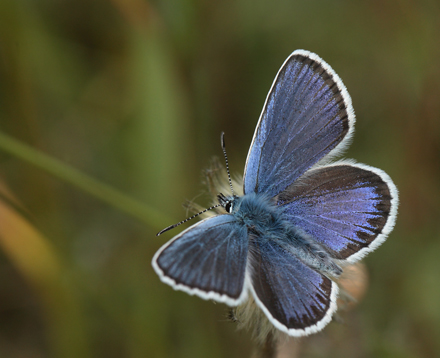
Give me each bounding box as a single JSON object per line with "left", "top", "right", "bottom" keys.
{"left": 152, "top": 215, "right": 249, "bottom": 305}
{"left": 249, "top": 237, "right": 338, "bottom": 336}
{"left": 244, "top": 50, "right": 355, "bottom": 197}
{"left": 277, "top": 162, "right": 399, "bottom": 262}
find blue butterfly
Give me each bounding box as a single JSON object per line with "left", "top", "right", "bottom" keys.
{"left": 152, "top": 50, "right": 399, "bottom": 337}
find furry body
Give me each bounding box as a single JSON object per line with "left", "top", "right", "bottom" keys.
{"left": 230, "top": 193, "right": 342, "bottom": 278}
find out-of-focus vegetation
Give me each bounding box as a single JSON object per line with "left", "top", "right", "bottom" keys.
{"left": 0, "top": 0, "right": 439, "bottom": 357}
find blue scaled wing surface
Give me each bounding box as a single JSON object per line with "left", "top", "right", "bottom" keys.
{"left": 152, "top": 215, "right": 249, "bottom": 306}
{"left": 249, "top": 237, "right": 338, "bottom": 336}
{"left": 277, "top": 162, "right": 399, "bottom": 263}
{"left": 244, "top": 50, "right": 355, "bottom": 197}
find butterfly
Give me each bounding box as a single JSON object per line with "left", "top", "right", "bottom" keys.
{"left": 152, "top": 50, "right": 399, "bottom": 337}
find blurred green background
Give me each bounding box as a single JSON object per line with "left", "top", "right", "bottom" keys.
{"left": 0, "top": 0, "right": 439, "bottom": 357}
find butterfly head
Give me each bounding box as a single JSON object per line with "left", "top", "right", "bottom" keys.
{"left": 217, "top": 193, "right": 238, "bottom": 213}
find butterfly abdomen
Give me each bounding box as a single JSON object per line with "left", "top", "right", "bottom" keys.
{"left": 281, "top": 227, "right": 343, "bottom": 277}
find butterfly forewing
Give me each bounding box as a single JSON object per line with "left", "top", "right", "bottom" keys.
{"left": 152, "top": 215, "right": 249, "bottom": 305}
{"left": 249, "top": 237, "right": 338, "bottom": 336}
{"left": 244, "top": 50, "right": 355, "bottom": 197}
{"left": 277, "top": 162, "right": 398, "bottom": 262}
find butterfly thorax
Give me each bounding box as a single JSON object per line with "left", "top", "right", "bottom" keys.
{"left": 230, "top": 193, "right": 283, "bottom": 236}
{"left": 230, "top": 193, "right": 342, "bottom": 277}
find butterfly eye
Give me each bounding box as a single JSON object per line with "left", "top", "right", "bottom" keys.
{"left": 225, "top": 202, "right": 233, "bottom": 213}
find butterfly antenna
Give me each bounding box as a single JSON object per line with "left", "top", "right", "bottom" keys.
{"left": 221, "top": 132, "right": 235, "bottom": 196}
{"left": 157, "top": 132, "right": 234, "bottom": 237}
{"left": 156, "top": 203, "right": 222, "bottom": 236}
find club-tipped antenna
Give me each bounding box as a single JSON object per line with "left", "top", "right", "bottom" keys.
{"left": 221, "top": 132, "right": 235, "bottom": 196}
{"left": 156, "top": 203, "right": 222, "bottom": 236}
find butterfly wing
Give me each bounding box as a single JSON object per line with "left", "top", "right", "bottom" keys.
{"left": 244, "top": 50, "right": 355, "bottom": 197}
{"left": 152, "top": 215, "right": 249, "bottom": 305}
{"left": 277, "top": 162, "right": 399, "bottom": 263}
{"left": 249, "top": 237, "right": 338, "bottom": 336}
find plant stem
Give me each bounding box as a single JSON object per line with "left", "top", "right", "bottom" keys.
{"left": 0, "top": 131, "right": 171, "bottom": 230}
